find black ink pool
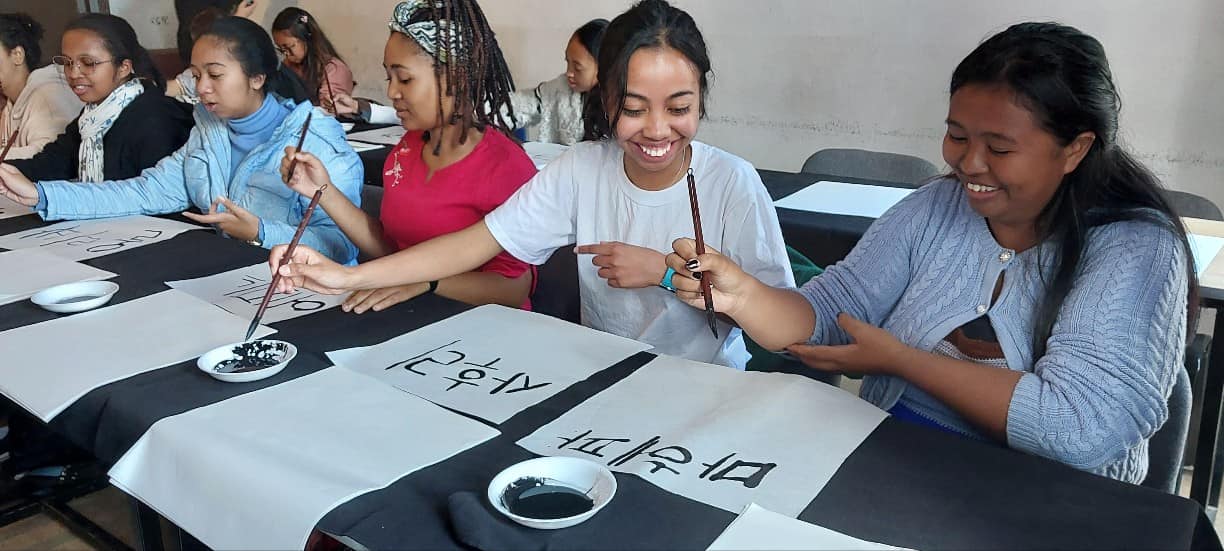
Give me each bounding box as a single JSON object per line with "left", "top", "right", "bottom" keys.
{"left": 214, "top": 340, "right": 287, "bottom": 373}
{"left": 502, "top": 476, "right": 594, "bottom": 520}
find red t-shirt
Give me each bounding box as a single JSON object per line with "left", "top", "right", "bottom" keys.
{"left": 379, "top": 129, "right": 537, "bottom": 308}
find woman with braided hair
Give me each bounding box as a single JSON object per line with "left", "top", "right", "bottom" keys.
{"left": 280, "top": 0, "right": 536, "bottom": 313}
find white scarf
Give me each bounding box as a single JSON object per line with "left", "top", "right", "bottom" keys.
{"left": 77, "top": 78, "right": 144, "bottom": 182}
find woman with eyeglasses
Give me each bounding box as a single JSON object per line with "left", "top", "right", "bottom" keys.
{"left": 271, "top": 7, "right": 354, "bottom": 113}
{"left": 5, "top": 14, "right": 192, "bottom": 182}
{"left": 0, "top": 17, "right": 362, "bottom": 264}
{"left": 0, "top": 13, "right": 83, "bottom": 160}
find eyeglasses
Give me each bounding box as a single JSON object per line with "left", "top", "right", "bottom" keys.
{"left": 51, "top": 55, "right": 115, "bottom": 76}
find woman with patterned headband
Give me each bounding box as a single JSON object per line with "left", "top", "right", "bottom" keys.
{"left": 279, "top": 0, "right": 537, "bottom": 313}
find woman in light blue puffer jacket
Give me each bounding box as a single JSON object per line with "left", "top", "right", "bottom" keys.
{"left": 0, "top": 16, "right": 361, "bottom": 264}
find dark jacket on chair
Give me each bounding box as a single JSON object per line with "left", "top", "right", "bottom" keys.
{"left": 9, "top": 89, "right": 194, "bottom": 182}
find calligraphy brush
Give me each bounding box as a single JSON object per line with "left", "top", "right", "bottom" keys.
{"left": 322, "top": 72, "right": 337, "bottom": 115}
{"left": 0, "top": 129, "right": 19, "bottom": 163}
{"left": 686, "top": 168, "right": 718, "bottom": 339}
{"left": 244, "top": 114, "right": 316, "bottom": 340}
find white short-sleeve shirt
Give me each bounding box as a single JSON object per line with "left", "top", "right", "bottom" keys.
{"left": 486, "top": 140, "right": 794, "bottom": 366}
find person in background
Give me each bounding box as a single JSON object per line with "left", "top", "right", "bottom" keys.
{"left": 508, "top": 18, "right": 607, "bottom": 145}
{"left": 0, "top": 13, "right": 84, "bottom": 160}
{"left": 280, "top": 0, "right": 536, "bottom": 313}
{"left": 272, "top": 7, "right": 354, "bottom": 113}
{"left": 167, "top": 1, "right": 284, "bottom": 104}
{"left": 5, "top": 13, "right": 191, "bottom": 182}
{"left": 175, "top": 0, "right": 256, "bottom": 64}
{"left": 0, "top": 17, "right": 363, "bottom": 264}
{"left": 664, "top": 22, "right": 1195, "bottom": 484}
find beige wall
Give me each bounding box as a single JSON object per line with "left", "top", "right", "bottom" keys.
{"left": 235, "top": 0, "right": 1224, "bottom": 208}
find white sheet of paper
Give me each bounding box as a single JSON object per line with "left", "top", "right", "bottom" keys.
{"left": 0, "top": 249, "right": 117, "bottom": 306}
{"left": 1189, "top": 233, "right": 1224, "bottom": 278}
{"left": 0, "top": 290, "right": 274, "bottom": 421}
{"left": 774, "top": 181, "right": 914, "bottom": 219}
{"left": 0, "top": 215, "right": 203, "bottom": 261}
{"left": 346, "top": 140, "right": 384, "bottom": 153}
{"left": 109, "top": 367, "right": 498, "bottom": 551}
{"left": 523, "top": 141, "right": 570, "bottom": 169}
{"left": 708, "top": 503, "right": 913, "bottom": 551}
{"left": 327, "top": 304, "right": 651, "bottom": 424}
{"left": 0, "top": 195, "right": 34, "bottom": 220}
{"left": 347, "top": 125, "right": 407, "bottom": 146}
{"left": 517, "top": 355, "right": 888, "bottom": 516}
{"left": 166, "top": 264, "right": 346, "bottom": 324}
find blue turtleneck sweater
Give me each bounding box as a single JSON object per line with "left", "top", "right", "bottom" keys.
{"left": 227, "top": 94, "right": 290, "bottom": 176}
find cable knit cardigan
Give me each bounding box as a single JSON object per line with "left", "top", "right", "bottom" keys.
{"left": 798, "top": 177, "right": 1188, "bottom": 483}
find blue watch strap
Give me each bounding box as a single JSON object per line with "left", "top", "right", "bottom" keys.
{"left": 660, "top": 266, "right": 677, "bottom": 292}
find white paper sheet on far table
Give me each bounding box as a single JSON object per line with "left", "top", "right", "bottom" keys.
{"left": 0, "top": 249, "right": 116, "bottom": 306}
{"left": 0, "top": 195, "right": 33, "bottom": 220}
{"left": 523, "top": 141, "right": 570, "bottom": 169}
{"left": 0, "top": 215, "right": 203, "bottom": 261}
{"left": 347, "top": 125, "right": 407, "bottom": 146}
{"left": 109, "top": 367, "right": 498, "bottom": 551}
{"left": 346, "top": 140, "right": 384, "bottom": 153}
{"left": 0, "top": 290, "right": 274, "bottom": 421}
{"left": 774, "top": 181, "right": 914, "bottom": 219}
{"left": 708, "top": 503, "right": 913, "bottom": 551}
{"left": 1189, "top": 233, "right": 1224, "bottom": 278}
{"left": 166, "top": 263, "right": 346, "bottom": 324}
{"left": 518, "top": 355, "right": 888, "bottom": 517}
{"left": 327, "top": 304, "right": 651, "bottom": 424}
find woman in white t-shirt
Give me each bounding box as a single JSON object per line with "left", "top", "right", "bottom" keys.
{"left": 269, "top": 0, "right": 793, "bottom": 367}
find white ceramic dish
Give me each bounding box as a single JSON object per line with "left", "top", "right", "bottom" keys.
{"left": 487, "top": 456, "right": 617, "bottom": 530}
{"left": 30, "top": 281, "right": 119, "bottom": 313}
{"left": 197, "top": 339, "right": 297, "bottom": 383}
{"left": 341, "top": 122, "right": 355, "bottom": 132}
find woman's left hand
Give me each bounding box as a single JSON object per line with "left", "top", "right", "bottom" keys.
{"left": 342, "top": 283, "right": 430, "bottom": 314}
{"left": 576, "top": 241, "right": 667, "bottom": 289}
{"left": 785, "top": 313, "right": 910, "bottom": 376}
{"left": 182, "top": 196, "right": 261, "bottom": 243}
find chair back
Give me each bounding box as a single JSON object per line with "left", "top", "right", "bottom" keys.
{"left": 801, "top": 148, "right": 940, "bottom": 187}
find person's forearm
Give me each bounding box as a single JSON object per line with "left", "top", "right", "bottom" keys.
{"left": 435, "top": 270, "right": 532, "bottom": 307}
{"left": 732, "top": 281, "right": 819, "bottom": 350}
{"left": 349, "top": 221, "right": 505, "bottom": 289}
{"left": 317, "top": 187, "right": 394, "bottom": 258}
{"left": 892, "top": 348, "right": 1023, "bottom": 441}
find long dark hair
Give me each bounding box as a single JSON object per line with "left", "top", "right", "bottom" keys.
{"left": 572, "top": 18, "right": 609, "bottom": 60}
{"left": 65, "top": 14, "right": 164, "bottom": 90}
{"left": 202, "top": 17, "right": 310, "bottom": 104}
{"left": 583, "top": 0, "right": 711, "bottom": 141}
{"left": 0, "top": 13, "right": 43, "bottom": 71}
{"left": 390, "top": 0, "right": 519, "bottom": 154}
{"left": 272, "top": 7, "right": 344, "bottom": 103}
{"left": 951, "top": 22, "right": 1198, "bottom": 356}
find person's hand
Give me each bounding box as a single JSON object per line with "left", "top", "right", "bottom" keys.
{"left": 785, "top": 312, "right": 909, "bottom": 376}
{"left": 576, "top": 241, "right": 666, "bottom": 289}
{"left": 182, "top": 196, "right": 261, "bottom": 242}
{"left": 342, "top": 284, "right": 429, "bottom": 313}
{"left": 269, "top": 244, "right": 355, "bottom": 295}
{"left": 232, "top": 0, "right": 257, "bottom": 19}
{"left": 0, "top": 164, "right": 40, "bottom": 207}
{"left": 280, "top": 147, "right": 331, "bottom": 198}
{"left": 331, "top": 93, "right": 360, "bottom": 117}
{"left": 665, "top": 238, "right": 757, "bottom": 317}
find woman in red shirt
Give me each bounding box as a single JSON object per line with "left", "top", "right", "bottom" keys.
{"left": 279, "top": 0, "right": 535, "bottom": 313}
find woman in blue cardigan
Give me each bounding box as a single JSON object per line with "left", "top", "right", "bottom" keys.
{"left": 667, "top": 22, "right": 1196, "bottom": 484}
{"left": 0, "top": 17, "right": 361, "bottom": 264}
